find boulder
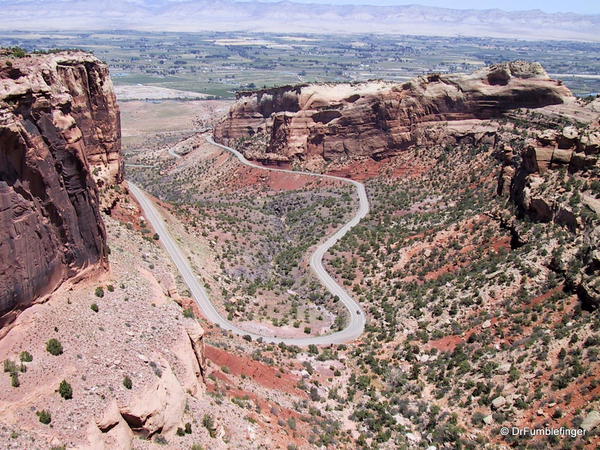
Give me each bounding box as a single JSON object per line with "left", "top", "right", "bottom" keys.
{"left": 558, "top": 126, "right": 579, "bottom": 148}
{"left": 84, "top": 399, "right": 134, "bottom": 450}
{"left": 497, "top": 363, "right": 511, "bottom": 374}
{"left": 554, "top": 208, "right": 578, "bottom": 232}
{"left": 406, "top": 432, "right": 421, "bottom": 443}
{"left": 551, "top": 149, "right": 573, "bottom": 165}
{"left": 580, "top": 410, "right": 600, "bottom": 432}
{"left": 171, "top": 322, "right": 206, "bottom": 397}
{"left": 528, "top": 198, "right": 553, "bottom": 222}
{"left": 492, "top": 396, "right": 506, "bottom": 409}
{"left": 119, "top": 361, "right": 186, "bottom": 438}
{"left": 580, "top": 131, "right": 600, "bottom": 154}
{"left": 523, "top": 146, "right": 553, "bottom": 173}
{"left": 537, "top": 129, "right": 558, "bottom": 146}
{"left": 583, "top": 195, "right": 600, "bottom": 217}
{"left": 578, "top": 276, "right": 600, "bottom": 311}
{"left": 185, "top": 320, "right": 206, "bottom": 379}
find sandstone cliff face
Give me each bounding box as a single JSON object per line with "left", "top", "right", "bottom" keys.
{"left": 214, "top": 61, "right": 573, "bottom": 167}
{"left": 0, "top": 50, "right": 122, "bottom": 327}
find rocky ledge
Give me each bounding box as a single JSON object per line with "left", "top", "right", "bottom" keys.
{"left": 0, "top": 50, "right": 122, "bottom": 329}
{"left": 214, "top": 61, "right": 573, "bottom": 167}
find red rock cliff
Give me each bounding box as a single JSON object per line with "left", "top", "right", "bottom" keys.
{"left": 214, "top": 61, "right": 573, "bottom": 166}
{"left": 0, "top": 50, "right": 122, "bottom": 328}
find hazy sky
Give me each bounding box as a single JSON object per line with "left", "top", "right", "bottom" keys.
{"left": 246, "top": 0, "right": 599, "bottom": 14}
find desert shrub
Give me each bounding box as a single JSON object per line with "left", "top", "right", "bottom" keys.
{"left": 309, "top": 386, "right": 321, "bottom": 401}
{"left": 37, "top": 410, "right": 51, "bottom": 425}
{"left": 154, "top": 434, "right": 168, "bottom": 445}
{"left": 46, "top": 339, "right": 63, "bottom": 356}
{"left": 19, "top": 351, "right": 33, "bottom": 362}
{"left": 123, "top": 376, "right": 132, "bottom": 389}
{"left": 94, "top": 286, "right": 104, "bottom": 298}
{"left": 149, "top": 361, "right": 162, "bottom": 377}
{"left": 90, "top": 303, "right": 99, "bottom": 313}
{"left": 3, "top": 359, "right": 17, "bottom": 373}
{"left": 59, "top": 380, "right": 73, "bottom": 399}
{"left": 287, "top": 417, "right": 297, "bottom": 430}
{"left": 6, "top": 47, "right": 27, "bottom": 58}
{"left": 202, "top": 414, "right": 217, "bottom": 438}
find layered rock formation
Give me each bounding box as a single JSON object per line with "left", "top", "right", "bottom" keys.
{"left": 499, "top": 125, "right": 599, "bottom": 228}
{"left": 498, "top": 122, "right": 599, "bottom": 309}
{"left": 0, "top": 50, "right": 122, "bottom": 328}
{"left": 214, "top": 61, "right": 573, "bottom": 167}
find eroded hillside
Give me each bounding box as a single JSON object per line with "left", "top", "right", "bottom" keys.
{"left": 210, "top": 62, "right": 600, "bottom": 447}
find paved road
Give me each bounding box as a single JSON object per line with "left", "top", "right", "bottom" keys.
{"left": 128, "top": 136, "right": 369, "bottom": 345}
{"left": 125, "top": 163, "right": 155, "bottom": 168}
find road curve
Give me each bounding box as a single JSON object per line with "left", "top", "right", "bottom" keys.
{"left": 127, "top": 136, "right": 369, "bottom": 345}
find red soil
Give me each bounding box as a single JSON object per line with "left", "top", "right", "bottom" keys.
{"left": 205, "top": 345, "right": 307, "bottom": 397}
{"left": 328, "top": 155, "right": 430, "bottom": 181}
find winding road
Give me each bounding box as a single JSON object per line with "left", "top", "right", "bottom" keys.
{"left": 128, "top": 136, "right": 369, "bottom": 345}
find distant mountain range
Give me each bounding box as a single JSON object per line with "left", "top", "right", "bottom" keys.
{"left": 1, "top": 0, "right": 598, "bottom": 41}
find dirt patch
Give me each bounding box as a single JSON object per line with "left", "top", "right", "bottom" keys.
{"left": 205, "top": 345, "right": 306, "bottom": 397}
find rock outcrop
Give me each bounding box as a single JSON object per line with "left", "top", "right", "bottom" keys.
{"left": 499, "top": 125, "right": 599, "bottom": 231}
{"left": 496, "top": 112, "right": 599, "bottom": 309}
{"left": 86, "top": 322, "right": 206, "bottom": 447}
{"left": 86, "top": 400, "right": 134, "bottom": 450}
{"left": 0, "top": 50, "right": 122, "bottom": 328}
{"left": 214, "top": 61, "right": 572, "bottom": 167}
{"left": 119, "top": 360, "right": 187, "bottom": 439}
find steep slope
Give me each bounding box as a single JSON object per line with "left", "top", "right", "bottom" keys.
{"left": 214, "top": 61, "right": 573, "bottom": 169}
{"left": 497, "top": 121, "right": 600, "bottom": 310}
{"left": 0, "top": 49, "right": 122, "bottom": 329}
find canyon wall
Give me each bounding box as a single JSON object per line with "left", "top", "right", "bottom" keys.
{"left": 0, "top": 50, "right": 122, "bottom": 327}
{"left": 214, "top": 61, "right": 573, "bottom": 167}
{"left": 497, "top": 123, "right": 600, "bottom": 309}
